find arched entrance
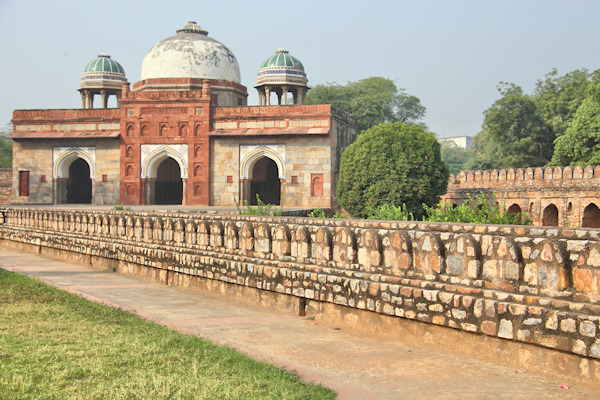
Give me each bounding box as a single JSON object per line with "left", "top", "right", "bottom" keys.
{"left": 155, "top": 158, "right": 183, "bottom": 205}
{"left": 507, "top": 204, "right": 522, "bottom": 214}
{"left": 582, "top": 203, "right": 600, "bottom": 228}
{"left": 250, "top": 157, "right": 280, "bottom": 205}
{"left": 542, "top": 204, "right": 559, "bottom": 226}
{"left": 66, "top": 158, "right": 92, "bottom": 204}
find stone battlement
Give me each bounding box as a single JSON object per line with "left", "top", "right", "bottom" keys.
{"left": 1, "top": 207, "right": 600, "bottom": 377}
{"left": 449, "top": 165, "right": 600, "bottom": 187}
{"left": 443, "top": 166, "right": 600, "bottom": 227}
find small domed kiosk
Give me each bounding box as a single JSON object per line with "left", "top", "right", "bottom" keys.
{"left": 256, "top": 48, "right": 309, "bottom": 105}
{"left": 78, "top": 54, "right": 127, "bottom": 109}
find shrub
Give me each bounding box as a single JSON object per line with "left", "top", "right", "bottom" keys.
{"left": 337, "top": 122, "right": 448, "bottom": 219}
{"left": 366, "top": 192, "right": 532, "bottom": 225}
{"left": 234, "top": 195, "right": 282, "bottom": 216}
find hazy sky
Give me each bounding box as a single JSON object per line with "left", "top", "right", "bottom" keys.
{"left": 2, "top": 0, "right": 600, "bottom": 137}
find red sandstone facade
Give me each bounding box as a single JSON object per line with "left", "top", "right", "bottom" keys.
{"left": 442, "top": 166, "right": 600, "bottom": 228}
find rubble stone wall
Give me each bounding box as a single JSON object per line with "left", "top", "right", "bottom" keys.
{"left": 2, "top": 208, "right": 600, "bottom": 378}
{"left": 0, "top": 169, "right": 11, "bottom": 204}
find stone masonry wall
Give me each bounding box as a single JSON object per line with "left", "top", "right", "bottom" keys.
{"left": 442, "top": 165, "right": 600, "bottom": 227}
{"left": 2, "top": 208, "right": 600, "bottom": 377}
{"left": 11, "top": 139, "right": 121, "bottom": 205}
{"left": 0, "top": 169, "right": 12, "bottom": 204}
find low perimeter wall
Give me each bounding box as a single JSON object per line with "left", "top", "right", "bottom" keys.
{"left": 2, "top": 208, "right": 600, "bottom": 380}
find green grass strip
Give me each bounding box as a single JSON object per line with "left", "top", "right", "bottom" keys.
{"left": 0, "top": 269, "right": 336, "bottom": 399}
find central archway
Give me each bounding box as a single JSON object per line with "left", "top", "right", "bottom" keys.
{"left": 67, "top": 158, "right": 92, "bottom": 204}
{"left": 542, "top": 204, "right": 559, "bottom": 226}
{"left": 155, "top": 158, "right": 183, "bottom": 205}
{"left": 250, "top": 157, "right": 280, "bottom": 205}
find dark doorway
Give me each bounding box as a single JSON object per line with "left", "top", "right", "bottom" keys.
{"left": 250, "top": 157, "right": 280, "bottom": 205}
{"left": 542, "top": 204, "right": 559, "bottom": 226}
{"left": 582, "top": 203, "right": 600, "bottom": 228}
{"left": 66, "top": 158, "right": 92, "bottom": 204}
{"left": 155, "top": 158, "right": 183, "bottom": 205}
{"left": 507, "top": 204, "right": 522, "bottom": 214}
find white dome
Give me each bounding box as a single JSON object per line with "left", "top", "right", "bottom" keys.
{"left": 141, "top": 21, "right": 241, "bottom": 83}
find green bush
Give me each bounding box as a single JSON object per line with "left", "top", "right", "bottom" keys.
{"left": 337, "top": 122, "right": 448, "bottom": 219}
{"left": 366, "top": 192, "right": 532, "bottom": 225}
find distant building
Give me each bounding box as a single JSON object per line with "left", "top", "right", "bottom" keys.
{"left": 11, "top": 21, "right": 356, "bottom": 207}
{"left": 439, "top": 135, "right": 472, "bottom": 149}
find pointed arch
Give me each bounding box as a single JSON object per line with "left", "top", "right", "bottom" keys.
{"left": 141, "top": 144, "right": 189, "bottom": 179}
{"left": 53, "top": 147, "right": 96, "bottom": 179}
{"left": 240, "top": 145, "right": 285, "bottom": 179}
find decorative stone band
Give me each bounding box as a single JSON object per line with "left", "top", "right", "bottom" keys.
{"left": 2, "top": 208, "right": 600, "bottom": 360}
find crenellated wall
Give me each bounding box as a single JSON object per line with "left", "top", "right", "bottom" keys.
{"left": 442, "top": 165, "right": 600, "bottom": 228}
{"left": 2, "top": 208, "right": 600, "bottom": 378}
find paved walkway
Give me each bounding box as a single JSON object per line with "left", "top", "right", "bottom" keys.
{"left": 1, "top": 246, "right": 599, "bottom": 399}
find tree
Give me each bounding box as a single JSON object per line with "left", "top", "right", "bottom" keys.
{"left": 549, "top": 84, "right": 600, "bottom": 166}
{"left": 464, "top": 128, "right": 503, "bottom": 170}
{"left": 0, "top": 123, "right": 12, "bottom": 168}
{"left": 474, "top": 83, "right": 551, "bottom": 169}
{"left": 337, "top": 122, "right": 448, "bottom": 218}
{"left": 306, "top": 77, "right": 426, "bottom": 133}
{"left": 533, "top": 68, "right": 600, "bottom": 138}
{"left": 440, "top": 141, "right": 472, "bottom": 175}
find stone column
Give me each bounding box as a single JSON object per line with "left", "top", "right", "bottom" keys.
{"left": 265, "top": 88, "right": 271, "bottom": 106}
{"left": 80, "top": 91, "right": 86, "bottom": 108}
{"left": 297, "top": 88, "right": 305, "bottom": 105}
{"left": 100, "top": 90, "right": 108, "bottom": 109}
{"left": 282, "top": 85, "right": 288, "bottom": 105}
{"left": 86, "top": 92, "right": 94, "bottom": 109}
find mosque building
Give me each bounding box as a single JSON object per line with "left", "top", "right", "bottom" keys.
{"left": 11, "top": 21, "right": 356, "bottom": 207}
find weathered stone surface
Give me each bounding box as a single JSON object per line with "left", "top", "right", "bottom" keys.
{"left": 3, "top": 207, "right": 600, "bottom": 362}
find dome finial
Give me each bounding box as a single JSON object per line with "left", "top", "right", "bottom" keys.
{"left": 176, "top": 21, "right": 208, "bottom": 35}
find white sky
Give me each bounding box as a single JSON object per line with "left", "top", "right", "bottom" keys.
{"left": 2, "top": 0, "right": 600, "bottom": 137}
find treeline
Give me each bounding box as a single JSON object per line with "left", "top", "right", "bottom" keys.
{"left": 442, "top": 68, "right": 600, "bottom": 174}
{"left": 0, "top": 123, "right": 11, "bottom": 168}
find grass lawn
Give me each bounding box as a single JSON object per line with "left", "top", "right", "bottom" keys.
{"left": 0, "top": 269, "right": 336, "bottom": 399}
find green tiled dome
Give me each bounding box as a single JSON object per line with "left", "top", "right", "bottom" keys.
{"left": 257, "top": 48, "right": 308, "bottom": 87}
{"left": 80, "top": 54, "right": 127, "bottom": 90}
{"left": 83, "top": 54, "right": 125, "bottom": 74}
{"left": 260, "top": 48, "right": 305, "bottom": 70}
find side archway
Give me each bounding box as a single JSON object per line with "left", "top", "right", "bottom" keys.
{"left": 53, "top": 147, "right": 96, "bottom": 204}
{"left": 240, "top": 146, "right": 285, "bottom": 206}
{"left": 582, "top": 203, "right": 600, "bottom": 228}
